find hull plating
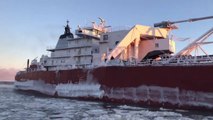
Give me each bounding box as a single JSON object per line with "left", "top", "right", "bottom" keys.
{"left": 93, "top": 66, "right": 213, "bottom": 92}
{"left": 102, "top": 85, "right": 213, "bottom": 110}
{"left": 15, "top": 65, "right": 213, "bottom": 110}
{"left": 56, "top": 83, "right": 104, "bottom": 98}
{"left": 14, "top": 80, "right": 56, "bottom": 96}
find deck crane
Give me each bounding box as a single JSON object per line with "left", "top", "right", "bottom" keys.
{"left": 156, "top": 16, "right": 213, "bottom": 64}
{"left": 154, "top": 16, "right": 213, "bottom": 29}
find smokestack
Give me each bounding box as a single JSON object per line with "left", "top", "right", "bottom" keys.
{"left": 27, "top": 59, "right": 29, "bottom": 72}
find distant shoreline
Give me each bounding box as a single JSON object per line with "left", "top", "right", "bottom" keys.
{"left": 0, "top": 81, "right": 14, "bottom": 85}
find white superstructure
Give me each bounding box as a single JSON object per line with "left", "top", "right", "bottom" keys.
{"left": 32, "top": 19, "right": 175, "bottom": 71}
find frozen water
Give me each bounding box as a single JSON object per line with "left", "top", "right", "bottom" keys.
{"left": 0, "top": 84, "right": 212, "bottom": 120}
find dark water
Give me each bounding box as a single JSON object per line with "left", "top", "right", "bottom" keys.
{"left": 0, "top": 84, "right": 213, "bottom": 120}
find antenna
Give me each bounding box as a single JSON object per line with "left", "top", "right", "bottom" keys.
{"left": 98, "top": 17, "right": 105, "bottom": 23}
{"left": 66, "top": 20, "right": 69, "bottom": 25}
{"left": 77, "top": 25, "right": 81, "bottom": 30}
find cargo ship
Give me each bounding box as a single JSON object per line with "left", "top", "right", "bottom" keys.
{"left": 15, "top": 16, "right": 213, "bottom": 110}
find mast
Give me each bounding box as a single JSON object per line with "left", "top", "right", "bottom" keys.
{"left": 59, "top": 20, "right": 74, "bottom": 39}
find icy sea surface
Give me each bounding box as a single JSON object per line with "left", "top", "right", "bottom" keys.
{"left": 0, "top": 83, "right": 213, "bottom": 120}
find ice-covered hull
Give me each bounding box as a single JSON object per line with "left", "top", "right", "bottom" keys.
{"left": 15, "top": 65, "right": 213, "bottom": 110}
{"left": 14, "top": 80, "right": 56, "bottom": 96}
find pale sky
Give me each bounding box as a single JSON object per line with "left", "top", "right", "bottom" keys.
{"left": 0, "top": 0, "right": 213, "bottom": 70}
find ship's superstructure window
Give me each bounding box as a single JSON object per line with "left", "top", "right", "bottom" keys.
{"left": 93, "top": 47, "right": 99, "bottom": 53}
{"left": 155, "top": 43, "right": 159, "bottom": 48}
{"left": 67, "top": 50, "right": 70, "bottom": 54}
{"left": 103, "top": 35, "right": 108, "bottom": 40}
{"left": 61, "top": 60, "right": 65, "bottom": 63}
{"left": 115, "top": 41, "right": 119, "bottom": 45}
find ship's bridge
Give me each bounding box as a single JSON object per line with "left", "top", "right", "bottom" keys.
{"left": 75, "top": 18, "right": 110, "bottom": 39}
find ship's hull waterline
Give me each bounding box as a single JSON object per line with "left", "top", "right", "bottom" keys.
{"left": 15, "top": 65, "right": 213, "bottom": 111}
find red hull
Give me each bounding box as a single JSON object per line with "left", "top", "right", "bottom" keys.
{"left": 16, "top": 69, "right": 88, "bottom": 84}
{"left": 92, "top": 65, "right": 213, "bottom": 92}
{"left": 15, "top": 65, "right": 213, "bottom": 110}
